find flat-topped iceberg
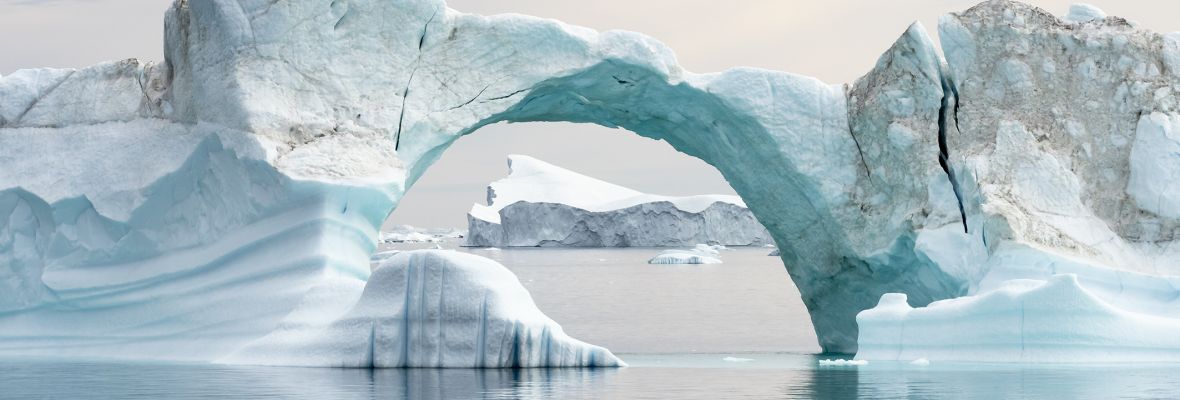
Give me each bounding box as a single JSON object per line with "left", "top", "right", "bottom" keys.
{"left": 223, "top": 250, "right": 622, "bottom": 367}
{"left": 465, "top": 155, "right": 771, "bottom": 247}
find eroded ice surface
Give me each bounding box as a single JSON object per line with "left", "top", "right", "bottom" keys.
{"left": 223, "top": 250, "right": 622, "bottom": 367}
{"left": 857, "top": 273, "right": 1180, "bottom": 363}
{"left": 466, "top": 155, "right": 771, "bottom": 247}
{"left": 647, "top": 244, "right": 726, "bottom": 265}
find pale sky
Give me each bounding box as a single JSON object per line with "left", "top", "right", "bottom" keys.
{"left": 1, "top": 0, "right": 1175, "bottom": 228}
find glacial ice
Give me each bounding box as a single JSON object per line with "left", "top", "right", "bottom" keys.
{"left": 222, "top": 250, "right": 622, "bottom": 367}
{"left": 1064, "top": 3, "right": 1106, "bottom": 23}
{"left": 857, "top": 274, "right": 1180, "bottom": 363}
{"left": 648, "top": 244, "right": 726, "bottom": 265}
{"left": 379, "top": 225, "right": 464, "bottom": 244}
{"left": 818, "top": 359, "right": 868, "bottom": 366}
{"left": 0, "top": 0, "right": 1178, "bottom": 361}
{"left": 465, "top": 155, "right": 771, "bottom": 247}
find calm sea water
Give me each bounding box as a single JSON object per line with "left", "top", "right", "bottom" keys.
{"left": 3, "top": 241, "right": 1179, "bottom": 399}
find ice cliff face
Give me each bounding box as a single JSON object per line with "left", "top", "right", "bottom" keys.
{"left": 0, "top": 0, "right": 1177, "bottom": 359}
{"left": 465, "top": 155, "right": 771, "bottom": 247}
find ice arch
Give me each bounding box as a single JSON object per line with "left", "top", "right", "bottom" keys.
{"left": 1, "top": 0, "right": 1176, "bottom": 360}
{"left": 157, "top": 0, "right": 967, "bottom": 354}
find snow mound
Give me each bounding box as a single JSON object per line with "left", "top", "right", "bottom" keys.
{"left": 222, "top": 250, "right": 623, "bottom": 368}
{"left": 857, "top": 274, "right": 1180, "bottom": 363}
{"left": 466, "top": 156, "right": 771, "bottom": 247}
{"left": 648, "top": 244, "right": 725, "bottom": 265}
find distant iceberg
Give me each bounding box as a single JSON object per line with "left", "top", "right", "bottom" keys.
{"left": 648, "top": 244, "right": 726, "bottom": 265}
{"left": 379, "top": 225, "right": 464, "bottom": 244}
{"left": 465, "top": 155, "right": 771, "bottom": 248}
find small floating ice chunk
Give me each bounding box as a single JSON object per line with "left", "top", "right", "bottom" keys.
{"left": 481, "top": 247, "right": 502, "bottom": 251}
{"left": 910, "top": 358, "right": 930, "bottom": 366}
{"left": 723, "top": 356, "right": 754, "bottom": 362}
{"left": 648, "top": 244, "right": 724, "bottom": 265}
{"left": 818, "top": 359, "right": 868, "bottom": 366}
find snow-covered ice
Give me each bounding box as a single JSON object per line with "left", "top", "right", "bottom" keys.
{"left": 466, "top": 155, "right": 771, "bottom": 247}
{"left": 818, "top": 359, "right": 868, "bottom": 366}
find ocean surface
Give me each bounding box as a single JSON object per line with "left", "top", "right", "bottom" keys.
{"left": 3, "top": 241, "right": 1178, "bottom": 399}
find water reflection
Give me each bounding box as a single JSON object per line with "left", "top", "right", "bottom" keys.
{"left": 785, "top": 354, "right": 1180, "bottom": 400}
{"left": 2, "top": 356, "right": 1178, "bottom": 399}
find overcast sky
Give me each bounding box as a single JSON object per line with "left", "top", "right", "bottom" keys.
{"left": 2, "top": 0, "right": 1175, "bottom": 228}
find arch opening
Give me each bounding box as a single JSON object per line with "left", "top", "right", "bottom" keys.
{"left": 382, "top": 120, "right": 819, "bottom": 354}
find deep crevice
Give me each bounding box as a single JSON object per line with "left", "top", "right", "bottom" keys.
{"left": 482, "top": 88, "right": 530, "bottom": 102}
{"left": 448, "top": 84, "right": 491, "bottom": 110}
{"left": 847, "top": 119, "right": 873, "bottom": 181}
{"left": 394, "top": 9, "right": 439, "bottom": 151}
{"left": 393, "top": 66, "right": 416, "bottom": 151}
{"left": 938, "top": 73, "right": 969, "bottom": 234}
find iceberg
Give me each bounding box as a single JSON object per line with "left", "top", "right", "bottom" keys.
{"left": 379, "top": 224, "right": 464, "bottom": 244}
{"left": 0, "top": 0, "right": 1177, "bottom": 359}
{"left": 818, "top": 359, "right": 868, "bottom": 366}
{"left": 648, "top": 244, "right": 726, "bottom": 265}
{"left": 222, "top": 250, "right": 622, "bottom": 367}
{"left": 465, "top": 155, "right": 771, "bottom": 247}
{"left": 857, "top": 274, "right": 1180, "bottom": 363}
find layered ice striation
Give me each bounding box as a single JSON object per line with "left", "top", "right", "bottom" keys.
{"left": 465, "top": 155, "right": 771, "bottom": 247}
{"left": 223, "top": 250, "right": 622, "bottom": 367}
{"left": 0, "top": 0, "right": 1178, "bottom": 360}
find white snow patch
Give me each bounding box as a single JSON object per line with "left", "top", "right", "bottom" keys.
{"left": 469, "top": 155, "right": 746, "bottom": 225}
